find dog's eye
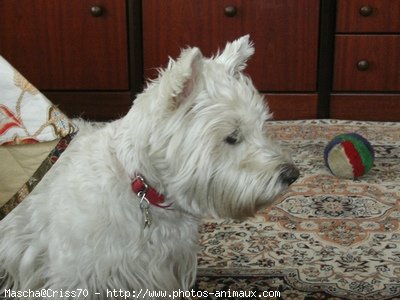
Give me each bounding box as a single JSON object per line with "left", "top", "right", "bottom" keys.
{"left": 225, "top": 132, "right": 240, "bottom": 145}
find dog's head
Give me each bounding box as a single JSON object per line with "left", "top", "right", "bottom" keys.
{"left": 131, "top": 35, "right": 299, "bottom": 219}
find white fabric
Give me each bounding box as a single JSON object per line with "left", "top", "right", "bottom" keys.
{"left": 0, "top": 56, "right": 76, "bottom": 145}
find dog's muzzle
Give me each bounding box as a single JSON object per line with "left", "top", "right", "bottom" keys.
{"left": 279, "top": 164, "right": 300, "bottom": 185}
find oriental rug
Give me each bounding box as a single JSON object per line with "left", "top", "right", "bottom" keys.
{"left": 195, "top": 119, "right": 400, "bottom": 300}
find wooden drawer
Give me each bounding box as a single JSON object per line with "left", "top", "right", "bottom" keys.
{"left": 143, "top": 0, "right": 319, "bottom": 91}
{"left": 0, "top": 0, "right": 129, "bottom": 90}
{"left": 331, "top": 94, "right": 400, "bottom": 121}
{"left": 265, "top": 94, "right": 318, "bottom": 120}
{"left": 333, "top": 35, "right": 400, "bottom": 91}
{"left": 336, "top": 0, "right": 400, "bottom": 33}
{"left": 43, "top": 92, "right": 132, "bottom": 121}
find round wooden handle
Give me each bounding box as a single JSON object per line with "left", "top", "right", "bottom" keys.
{"left": 357, "top": 60, "right": 370, "bottom": 71}
{"left": 90, "top": 6, "right": 104, "bottom": 17}
{"left": 224, "top": 5, "right": 237, "bottom": 17}
{"left": 359, "top": 5, "right": 373, "bottom": 17}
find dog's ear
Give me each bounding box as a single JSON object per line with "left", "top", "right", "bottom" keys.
{"left": 162, "top": 47, "right": 203, "bottom": 109}
{"left": 216, "top": 34, "right": 255, "bottom": 76}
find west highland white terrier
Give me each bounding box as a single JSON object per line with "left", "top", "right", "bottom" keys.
{"left": 0, "top": 35, "right": 299, "bottom": 299}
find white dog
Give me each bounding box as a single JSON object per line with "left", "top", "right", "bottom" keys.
{"left": 0, "top": 35, "right": 298, "bottom": 299}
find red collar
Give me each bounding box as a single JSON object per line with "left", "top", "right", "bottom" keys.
{"left": 131, "top": 174, "right": 171, "bottom": 209}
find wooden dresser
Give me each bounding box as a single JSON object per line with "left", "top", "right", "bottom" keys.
{"left": 142, "top": 0, "right": 320, "bottom": 120}
{"left": 332, "top": 0, "right": 400, "bottom": 121}
{"left": 0, "top": 0, "right": 399, "bottom": 121}
{"left": 0, "top": 0, "right": 142, "bottom": 120}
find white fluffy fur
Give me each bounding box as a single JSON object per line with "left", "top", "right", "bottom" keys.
{"left": 0, "top": 35, "right": 296, "bottom": 299}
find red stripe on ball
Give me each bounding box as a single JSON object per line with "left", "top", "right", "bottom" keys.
{"left": 342, "top": 140, "right": 365, "bottom": 177}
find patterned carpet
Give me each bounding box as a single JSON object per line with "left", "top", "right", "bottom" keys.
{"left": 195, "top": 120, "right": 400, "bottom": 300}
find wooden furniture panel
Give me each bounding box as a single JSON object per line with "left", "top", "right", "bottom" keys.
{"left": 265, "top": 94, "right": 318, "bottom": 120}
{"left": 142, "top": 0, "right": 319, "bottom": 91}
{"left": 3, "top": 0, "right": 397, "bottom": 121}
{"left": 336, "top": 0, "right": 400, "bottom": 33}
{"left": 333, "top": 35, "right": 400, "bottom": 91}
{"left": 43, "top": 92, "right": 132, "bottom": 121}
{"left": 331, "top": 94, "right": 400, "bottom": 121}
{"left": 0, "top": 0, "right": 129, "bottom": 90}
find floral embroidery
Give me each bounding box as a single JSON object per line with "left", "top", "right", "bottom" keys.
{"left": 0, "top": 56, "right": 77, "bottom": 145}
{"left": 0, "top": 104, "right": 22, "bottom": 135}
{"left": 48, "top": 106, "right": 75, "bottom": 137}
{"left": 13, "top": 70, "right": 39, "bottom": 95}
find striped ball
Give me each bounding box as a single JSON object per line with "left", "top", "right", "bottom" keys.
{"left": 324, "top": 133, "right": 374, "bottom": 179}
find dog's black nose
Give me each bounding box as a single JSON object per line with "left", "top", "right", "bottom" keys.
{"left": 280, "top": 164, "right": 300, "bottom": 185}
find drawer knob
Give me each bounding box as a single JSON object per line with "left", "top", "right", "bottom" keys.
{"left": 224, "top": 5, "right": 237, "bottom": 17}
{"left": 359, "top": 5, "right": 373, "bottom": 17}
{"left": 90, "top": 6, "right": 104, "bottom": 17}
{"left": 357, "top": 60, "right": 370, "bottom": 71}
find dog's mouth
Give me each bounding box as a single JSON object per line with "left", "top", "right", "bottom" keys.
{"left": 279, "top": 164, "right": 300, "bottom": 186}
{"left": 254, "top": 193, "right": 284, "bottom": 213}
{"left": 253, "top": 166, "right": 299, "bottom": 213}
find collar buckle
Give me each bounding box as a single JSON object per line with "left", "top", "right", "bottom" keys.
{"left": 134, "top": 175, "right": 149, "bottom": 199}
{"left": 131, "top": 174, "right": 171, "bottom": 209}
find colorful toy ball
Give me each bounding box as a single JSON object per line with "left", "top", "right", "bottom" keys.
{"left": 324, "top": 133, "right": 374, "bottom": 179}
